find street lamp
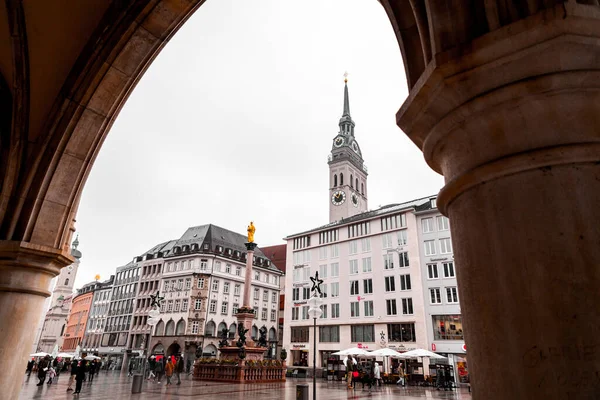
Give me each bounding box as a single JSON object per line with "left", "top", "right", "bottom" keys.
{"left": 308, "top": 271, "right": 324, "bottom": 400}
{"left": 135, "top": 291, "right": 163, "bottom": 390}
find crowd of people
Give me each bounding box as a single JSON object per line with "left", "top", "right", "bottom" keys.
{"left": 26, "top": 355, "right": 106, "bottom": 395}
{"left": 142, "top": 354, "right": 185, "bottom": 386}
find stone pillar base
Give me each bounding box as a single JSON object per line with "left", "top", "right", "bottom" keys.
{"left": 0, "top": 242, "right": 71, "bottom": 399}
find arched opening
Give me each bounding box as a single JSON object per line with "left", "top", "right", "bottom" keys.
{"left": 356, "top": 178, "right": 358, "bottom": 189}
{"left": 228, "top": 323, "right": 236, "bottom": 339}
{"left": 60, "top": 324, "right": 65, "bottom": 337}
{"left": 251, "top": 325, "right": 258, "bottom": 340}
{"left": 269, "top": 327, "right": 276, "bottom": 341}
{"left": 176, "top": 319, "right": 186, "bottom": 335}
{"left": 152, "top": 343, "right": 165, "bottom": 355}
{"left": 165, "top": 320, "right": 175, "bottom": 336}
{"left": 203, "top": 344, "right": 217, "bottom": 358}
{"left": 361, "top": 183, "right": 364, "bottom": 195}
{"left": 350, "top": 174, "right": 353, "bottom": 188}
{"left": 334, "top": 174, "right": 337, "bottom": 187}
{"left": 217, "top": 322, "right": 227, "bottom": 336}
{"left": 340, "top": 173, "right": 344, "bottom": 186}
{"left": 205, "top": 321, "right": 216, "bottom": 337}
{"left": 64, "top": 278, "right": 69, "bottom": 286}
{"left": 155, "top": 320, "right": 165, "bottom": 336}
{"left": 167, "top": 342, "right": 181, "bottom": 357}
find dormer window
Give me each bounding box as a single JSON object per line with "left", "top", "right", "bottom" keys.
{"left": 216, "top": 246, "right": 223, "bottom": 253}
{"left": 234, "top": 251, "right": 240, "bottom": 258}
{"left": 226, "top": 248, "right": 232, "bottom": 256}
{"left": 431, "top": 198, "right": 437, "bottom": 208}
{"left": 203, "top": 243, "right": 210, "bottom": 251}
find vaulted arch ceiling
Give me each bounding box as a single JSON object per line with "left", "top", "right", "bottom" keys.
{"left": 0, "top": 0, "right": 592, "bottom": 250}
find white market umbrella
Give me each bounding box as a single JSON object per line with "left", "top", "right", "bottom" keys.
{"left": 84, "top": 355, "right": 101, "bottom": 361}
{"left": 30, "top": 352, "right": 50, "bottom": 357}
{"left": 57, "top": 352, "right": 75, "bottom": 358}
{"left": 331, "top": 347, "right": 371, "bottom": 356}
{"left": 74, "top": 345, "right": 81, "bottom": 359}
{"left": 369, "top": 348, "right": 406, "bottom": 373}
{"left": 400, "top": 349, "right": 447, "bottom": 359}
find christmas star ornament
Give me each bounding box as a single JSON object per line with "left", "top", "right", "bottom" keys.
{"left": 150, "top": 291, "right": 164, "bottom": 308}
{"left": 310, "top": 271, "right": 323, "bottom": 296}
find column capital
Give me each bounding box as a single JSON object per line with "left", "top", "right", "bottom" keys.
{"left": 398, "top": 4, "right": 600, "bottom": 212}
{"left": 0, "top": 241, "right": 73, "bottom": 297}
{"left": 244, "top": 242, "right": 258, "bottom": 252}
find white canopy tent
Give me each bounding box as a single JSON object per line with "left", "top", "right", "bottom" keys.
{"left": 57, "top": 352, "right": 75, "bottom": 358}
{"left": 29, "top": 352, "right": 49, "bottom": 357}
{"left": 400, "top": 349, "right": 447, "bottom": 359}
{"left": 368, "top": 348, "right": 407, "bottom": 374}
{"left": 330, "top": 347, "right": 371, "bottom": 356}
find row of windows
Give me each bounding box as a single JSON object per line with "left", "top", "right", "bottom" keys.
{"left": 319, "top": 229, "right": 339, "bottom": 245}
{"left": 422, "top": 216, "right": 449, "bottom": 233}
{"left": 427, "top": 262, "right": 455, "bottom": 279}
{"left": 291, "top": 296, "right": 415, "bottom": 319}
{"left": 116, "top": 267, "right": 140, "bottom": 283}
{"left": 142, "top": 264, "right": 162, "bottom": 276}
{"left": 292, "top": 323, "right": 416, "bottom": 343}
{"left": 429, "top": 287, "right": 459, "bottom": 305}
{"left": 381, "top": 213, "right": 406, "bottom": 232}
{"left": 424, "top": 238, "right": 453, "bottom": 255}
{"left": 293, "top": 236, "right": 311, "bottom": 250}
{"left": 348, "top": 222, "right": 370, "bottom": 239}
{"left": 332, "top": 173, "right": 365, "bottom": 195}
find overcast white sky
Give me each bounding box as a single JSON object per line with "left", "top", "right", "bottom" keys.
{"left": 72, "top": 0, "right": 444, "bottom": 288}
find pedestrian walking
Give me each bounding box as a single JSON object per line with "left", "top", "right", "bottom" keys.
{"left": 37, "top": 356, "right": 49, "bottom": 386}
{"left": 88, "top": 360, "right": 96, "bottom": 382}
{"left": 175, "top": 355, "right": 184, "bottom": 385}
{"left": 46, "top": 367, "right": 56, "bottom": 385}
{"left": 67, "top": 359, "right": 78, "bottom": 391}
{"left": 128, "top": 360, "right": 135, "bottom": 377}
{"left": 345, "top": 355, "right": 354, "bottom": 389}
{"left": 26, "top": 358, "right": 35, "bottom": 376}
{"left": 374, "top": 362, "right": 381, "bottom": 387}
{"left": 74, "top": 360, "right": 86, "bottom": 394}
{"left": 155, "top": 358, "right": 164, "bottom": 383}
{"left": 147, "top": 356, "right": 156, "bottom": 381}
{"left": 165, "top": 358, "right": 174, "bottom": 386}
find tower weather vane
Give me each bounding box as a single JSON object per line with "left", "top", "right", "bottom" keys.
{"left": 344, "top": 71, "right": 349, "bottom": 83}
{"left": 310, "top": 271, "right": 323, "bottom": 296}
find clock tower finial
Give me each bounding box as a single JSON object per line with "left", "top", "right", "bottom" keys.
{"left": 328, "top": 77, "right": 368, "bottom": 223}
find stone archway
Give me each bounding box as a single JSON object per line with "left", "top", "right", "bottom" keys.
{"left": 166, "top": 342, "right": 181, "bottom": 357}
{"left": 1, "top": 2, "right": 600, "bottom": 399}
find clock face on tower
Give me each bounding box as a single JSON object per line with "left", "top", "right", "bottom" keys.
{"left": 351, "top": 141, "right": 360, "bottom": 154}
{"left": 351, "top": 193, "right": 359, "bottom": 207}
{"left": 334, "top": 136, "right": 344, "bottom": 147}
{"left": 331, "top": 190, "right": 346, "bottom": 206}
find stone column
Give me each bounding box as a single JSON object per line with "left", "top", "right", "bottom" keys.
{"left": 399, "top": 8, "right": 600, "bottom": 399}
{"left": 242, "top": 242, "right": 257, "bottom": 308}
{"left": 0, "top": 242, "right": 70, "bottom": 399}
{"left": 235, "top": 242, "right": 257, "bottom": 347}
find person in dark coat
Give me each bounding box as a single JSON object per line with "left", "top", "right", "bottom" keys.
{"left": 175, "top": 356, "right": 184, "bottom": 385}
{"left": 26, "top": 358, "right": 35, "bottom": 376}
{"left": 155, "top": 358, "right": 164, "bottom": 383}
{"left": 36, "top": 356, "right": 49, "bottom": 386}
{"left": 74, "top": 360, "right": 86, "bottom": 394}
{"left": 67, "top": 359, "right": 78, "bottom": 391}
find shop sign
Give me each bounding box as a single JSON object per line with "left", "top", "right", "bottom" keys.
{"left": 357, "top": 343, "right": 369, "bottom": 349}
{"left": 293, "top": 264, "right": 307, "bottom": 269}
{"left": 292, "top": 344, "right": 306, "bottom": 349}
{"left": 293, "top": 283, "right": 309, "bottom": 288}
{"left": 462, "top": 344, "right": 467, "bottom": 352}
{"left": 293, "top": 301, "right": 307, "bottom": 306}
{"left": 430, "top": 257, "right": 449, "bottom": 262}
{"left": 432, "top": 343, "right": 437, "bottom": 351}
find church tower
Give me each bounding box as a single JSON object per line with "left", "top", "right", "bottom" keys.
{"left": 49, "top": 235, "right": 81, "bottom": 309}
{"left": 328, "top": 76, "right": 368, "bottom": 223}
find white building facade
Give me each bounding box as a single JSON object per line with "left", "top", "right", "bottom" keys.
{"left": 415, "top": 199, "right": 468, "bottom": 384}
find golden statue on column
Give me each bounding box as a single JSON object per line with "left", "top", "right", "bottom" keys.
{"left": 247, "top": 221, "right": 256, "bottom": 243}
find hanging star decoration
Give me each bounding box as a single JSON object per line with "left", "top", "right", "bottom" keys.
{"left": 150, "top": 291, "right": 164, "bottom": 308}
{"left": 310, "top": 271, "right": 323, "bottom": 296}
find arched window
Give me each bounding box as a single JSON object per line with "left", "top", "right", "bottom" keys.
{"left": 165, "top": 320, "right": 175, "bottom": 335}
{"left": 269, "top": 327, "right": 276, "bottom": 341}
{"left": 176, "top": 319, "right": 186, "bottom": 335}
{"left": 64, "top": 278, "right": 69, "bottom": 286}
{"left": 229, "top": 323, "right": 237, "bottom": 339}
{"left": 334, "top": 174, "right": 337, "bottom": 187}
{"left": 356, "top": 178, "right": 359, "bottom": 190}
{"left": 251, "top": 325, "right": 258, "bottom": 340}
{"left": 218, "top": 322, "right": 227, "bottom": 336}
{"left": 155, "top": 320, "right": 165, "bottom": 336}
{"left": 205, "top": 321, "right": 216, "bottom": 337}
{"left": 361, "top": 183, "right": 364, "bottom": 195}
{"left": 60, "top": 324, "right": 65, "bottom": 337}
{"left": 350, "top": 174, "right": 353, "bottom": 188}
{"left": 340, "top": 173, "right": 344, "bottom": 186}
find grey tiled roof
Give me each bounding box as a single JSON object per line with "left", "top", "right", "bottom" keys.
{"left": 285, "top": 195, "right": 436, "bottom": 239}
